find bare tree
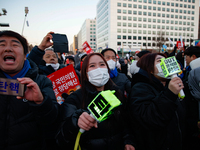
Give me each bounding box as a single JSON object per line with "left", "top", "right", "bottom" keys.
{"left": 152, "top": 30, "right": 167, "bottom": 52}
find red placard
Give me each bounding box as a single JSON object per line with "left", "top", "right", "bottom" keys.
{"left": 82, "top": 41, "right": 93, "bottom": 54}
{"left": 47, "top": 65, "right": 81, "bottom": 104}
{"left": 176, "top": 41, "right": 185, "bottom": 50}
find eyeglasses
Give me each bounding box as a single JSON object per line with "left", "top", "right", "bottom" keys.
{"left": 104, "top": 56, "right": 116, "bottom": 61}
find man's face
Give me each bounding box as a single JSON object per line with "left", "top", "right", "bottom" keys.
{"left": 69, "top": 59, "right": 75, "bottom": 67}
{"left": 104, "top": 50, "right": 116, "bottom": 62}
{"left": 185, "top": 55, "right": 196, "bottom": 66}
{"left": 43, "top": 50, "right": 58, "bottom": 64}
{"left": 0, "top": 36, "right": 26, "bottom": 76}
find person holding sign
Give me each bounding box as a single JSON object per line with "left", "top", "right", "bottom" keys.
{"left": 56, "top": 53, "right": 135, "bottom": 150}
{"left": 0, "top": 30, "right": 58, "bottom": 149}
{"left": 128, "top": 53, "right": 185, "bottom": 150}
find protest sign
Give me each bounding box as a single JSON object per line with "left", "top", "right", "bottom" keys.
{"left": 159, "top": 56, "right": 185, "bottom": 99}
{"left": 0, "top": 78, "right": 24, "bottom": 96}
{"left": 176, "top": 41, "right": 185, "bottom": 50}
{"left": 82, "top": 41, "right": 93, "bottom": 54}
{"left": 47, "top": 65, "right": 81, "bottom": 104}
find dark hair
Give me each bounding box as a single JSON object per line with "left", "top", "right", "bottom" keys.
{"left": 79, "top": 53, "right": 87, "bottom": 61}
{"left": 65, "top": 55, "right": 75, "bottom": 62}
{"left": 136, "top": 50, "right": 151, "bottom": 58}
{"left": 80, "top": 53, "right": 120, "bottom": 108}
{"left": 184, "top": 46, "right": 200, "bottom": 58}
{"left": 176, "top": 52, "right": 184, "bottom": 67}
{"left": 137, "top": 53, "right": 167, "bottom": 78}
{"left": 0, "top": 30, "right": 28, "bottom": 54}
{"left": 101, "top": 48, "right": 117, "bottom": 57}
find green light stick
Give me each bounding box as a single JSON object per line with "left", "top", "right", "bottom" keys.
{"left": 74, "top": 90, "right": 121, "bottom": 150}
{"left": 159, "top": 56, "right": 185, "bottom": 99}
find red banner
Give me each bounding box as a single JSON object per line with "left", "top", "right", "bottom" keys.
{"left": 176, "top": 41, "right": 185, "bottom": 50}
{"left": 82, "top": 41, "right": 93, "bottom": 54}
{"left": 47, "top": 65, "right": 81, "bottom": 104}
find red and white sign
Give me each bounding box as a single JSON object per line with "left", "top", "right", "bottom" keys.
{"left": 176, "top": 41, "right": 185, "bottom": 50}
{"left": 47, "top": 65, "right": 81, "bottom": 104}
{"left": 82, "top": 41, "right": 93, "bottom": 54}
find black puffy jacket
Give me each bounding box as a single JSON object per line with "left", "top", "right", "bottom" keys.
{"left": 0, "top": 60, "right": 59, "bottom": 150}
{"left": 128, "top": 69, "right": 185, "bottom": 150}
{"left": 111, "top": 72, "right": 131, "bottom": 95}
{"left": 57, "top": 88, "right": 135, "bottom": 150}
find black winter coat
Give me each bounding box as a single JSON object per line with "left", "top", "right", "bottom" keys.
{"left": 0, "top": 60, "right": 59, "bottom": 150}
{"left": 112, "top": 72, "right": 131, "bottom": 95}
{"left": 128, "top": 69, "right": 185, "bottom": 150}
{"left": 57, "top": 88, "right": 135, "bottom": 150}
{"left": 182, "top": 69, "right": 200, "bottom": 150}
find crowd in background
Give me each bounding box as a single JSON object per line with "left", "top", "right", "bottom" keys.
{"left": 0, "top": 30, "right": 200, "bottom": 150}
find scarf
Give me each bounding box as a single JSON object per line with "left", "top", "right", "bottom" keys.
{"left": 109, "top": 67, "right": 118, "bottom": 78}
{"left": 3, "top": 59, "right": 31, "bottom": 79}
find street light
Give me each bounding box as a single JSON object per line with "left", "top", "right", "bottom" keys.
{"left": 21, "top": 7, "right": 29, "bottom": 35}
{"left": 0, "top": 8, "right": 9, "bottom": 27}
{"left": 0, "top": 8, "right": 7, "bottom": 16}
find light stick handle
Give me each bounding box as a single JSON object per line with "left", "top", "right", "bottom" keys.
{"left": 171, "top": 74, "right": 185, "bottom": 99}
{"left": 79, "top": 113, "right": 95, "bottom": 134}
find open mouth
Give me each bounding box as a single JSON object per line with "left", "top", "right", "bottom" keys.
{"left": 4, "top": 55, "right": 15, "bottom": 62}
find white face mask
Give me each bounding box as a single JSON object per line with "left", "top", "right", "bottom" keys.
{"left": 46, "top": 63, "right": 60, "bottom": 71}
{"left": 155, "top": 63, "right": 171, "bottom": 79}
{"left": 130, "top": 61, "right": 140, "bottom": 74}
{"left": 107, "top": 59, "right": 116, "bottom": 70}
{"left": 116, "top": 61, "right": 121, "bottom": 69}
{"left": 88, "top": 68, "right": 110, "bottom": 87}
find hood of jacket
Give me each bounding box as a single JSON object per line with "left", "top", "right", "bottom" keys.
{"left": 131, "top": 69, "right": 169, "bottom": 92}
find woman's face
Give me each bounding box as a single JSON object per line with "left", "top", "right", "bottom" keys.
{"left": 87, "top": 55, "right": 107, "bottom": 74}
{"left": 153, "top": 55, "right": 165, "bottom": 75}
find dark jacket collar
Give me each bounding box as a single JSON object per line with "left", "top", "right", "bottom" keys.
{"left": 0, "top": 59, "right": 38, "bottom": 79}
{"left": 132, "top": 69, "right": 168, "bottom": 92}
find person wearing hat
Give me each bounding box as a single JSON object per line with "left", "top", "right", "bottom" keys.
{"left": 130, "top": 50, "right": 151, "bottom": 75}
{"left": 75, "top": 52, "right": 87, "bottom": 72}
{"left": 101, "top": 48, "right": 131, "bottom": 97}
{"left": 65, "top": 55, "right": 81, "bottom": 81}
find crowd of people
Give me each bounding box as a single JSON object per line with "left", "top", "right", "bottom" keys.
{"left": 0, "top": 30, "right": 200, "bottom": 150}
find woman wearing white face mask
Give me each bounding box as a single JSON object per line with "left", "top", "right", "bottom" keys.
{"left": 57, "top": 53, "right": 136, "bottom": 150}
{"left": 128, "top": 53, "right": 185, "bottom": 150}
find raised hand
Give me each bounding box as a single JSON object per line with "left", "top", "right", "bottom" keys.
{"left": 168, "top": 77, "right": 184, "bottom": 95}
{"left": 38, "top": 31, "right": 54, "bottom": 50}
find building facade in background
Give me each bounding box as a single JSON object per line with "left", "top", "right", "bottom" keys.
{"left": 77, "top": 19, "right": 97, "bottom": 52}
{"left": 72, "top": 35, "right": 78, "bottom": 53}
{"left": 70, "top": 43, "right": 73, "bottom": 52}
{"left": 96, "top": 0, "right": 199, "bottom": 53}
{"left": 198, "top": 6, "right": 200, "bottom": 39}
